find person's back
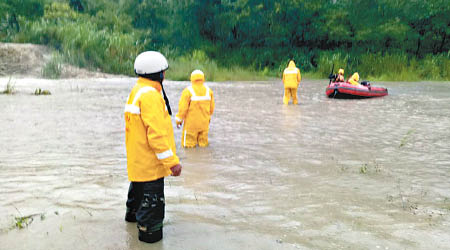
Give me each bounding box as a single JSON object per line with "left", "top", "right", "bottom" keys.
{"left": 176, "top": 70, "right": 215, "bottom": 147}
{"left": 282, "top": 60, "right": 301, "bottom": 104}
{"left": 348, "top": 72, "right": 360, "bottom": 85}
{"left": 125, "top": 77, "right": 177, "bottom": 180}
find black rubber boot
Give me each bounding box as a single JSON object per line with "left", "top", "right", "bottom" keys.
{"left": 125, "top": 208, "right": 137, "bottom": 222}
{"left": 138, "top": 228, "right": 163, "bottom": 243}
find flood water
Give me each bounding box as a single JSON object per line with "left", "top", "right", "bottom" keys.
{"left": 1, "top": 77, "right": 449, "bottom": 250}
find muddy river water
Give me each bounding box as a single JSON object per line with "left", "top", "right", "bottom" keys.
{"left": 0, "top": 78, "right": 449, "bottom": 250}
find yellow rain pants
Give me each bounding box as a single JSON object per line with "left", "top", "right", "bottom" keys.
{"left": 283, "top": 88, "right": 298, "bottom": 105}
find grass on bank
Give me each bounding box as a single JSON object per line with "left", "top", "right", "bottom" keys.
{"left": 166, "top": 50, "right": 275, "bottom": 81}
{"left": 41, "top": 52, "right": 63, "bottom": 79}
{"left": 314, "top": 51, "right": 450, "bottom": 82}
{"left": 167, "top": 50, "right": 450, "bottom": 82}
{"left": 12, "top": 4, "right": 142, "bottom": 76}
{"left": 34, "top": 88, "right": 51, "bottom": 95}
{"left": 1, "top": 77, "right": 15, "bottom": 94}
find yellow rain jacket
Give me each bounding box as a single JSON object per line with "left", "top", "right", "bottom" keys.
{"left": 124, "top": 77, "right": 180, "bottom": 182}
{"left": 348, "top": 72, "right": 360, "bottom": 86}
{"left": 175, "top": 73, "right": 215, "bottom": 133}
{"left": 282, "top": 60, "right": 301, "bottom": 88}
{"left": 336, "top": 68, "right": 345, "bottom": 82}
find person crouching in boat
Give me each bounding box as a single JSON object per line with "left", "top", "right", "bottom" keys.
{"left": 348, "top": 72, "right": 360, "bottom": 85}
{"left": 175, "top": 70, "right": 215, "bottom": 148}
{"left": 282, "top": 60, "right": 301, "bottom": 105}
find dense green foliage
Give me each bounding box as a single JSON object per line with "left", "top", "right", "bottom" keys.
{"left": 1, "top": 0, "right": 449, "bottom": 80}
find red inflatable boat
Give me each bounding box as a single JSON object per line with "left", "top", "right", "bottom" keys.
{"left": 326, "top": 82, "right": 388, "bottom": 98}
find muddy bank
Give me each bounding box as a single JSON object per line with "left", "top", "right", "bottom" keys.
{"left": 0, "top": 43, "right": 119, "bottom": 78}
{"left": 1, "top": 78, "right": 449, "bottom": 249}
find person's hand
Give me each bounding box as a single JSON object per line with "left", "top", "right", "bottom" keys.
{"left": 176, "top": 120, "right": 183, "bottom": 129}
{"left": 170, "top": 164, "right": 182, "bottom": 176}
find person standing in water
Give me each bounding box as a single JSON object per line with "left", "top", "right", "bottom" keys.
{"left": 124, "top": 51, "right": 182, "bottom": 243}
{"left": 282, "top": 60, "right": 301, "bottom": 105}
{"left": 175, "top": 69, "right": 215, "bottom": 147}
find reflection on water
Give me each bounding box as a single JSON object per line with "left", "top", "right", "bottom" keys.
{"left": 0, "top": 78, "right": 449, "bottom": 249}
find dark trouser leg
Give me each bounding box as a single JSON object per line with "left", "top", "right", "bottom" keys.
{"left": 136, "top": 178, "right": 165, "bottom": 243}
{"left": 125, "top": 182, "right": 144, "bottom": 222}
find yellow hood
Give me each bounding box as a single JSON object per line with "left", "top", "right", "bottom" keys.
{"left": 190, "top": 69, "right": 205, "bottom": 84}
{"left": 351, "top": 73, "right": 360, "bottom": 81}
{"left": 288, "top": 60, "right": 296, "bottom": 68}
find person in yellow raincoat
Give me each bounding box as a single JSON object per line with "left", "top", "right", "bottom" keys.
{"left": 336, "top": 68, "right": 345, "bottom": 82}
{"left": 175, "top": 70, "right": 215, "bottom": 147}
{"left": 124, "top": 51, "right": 182, "bottom": 244}
{"left": 348, "top": 72, "right": 360, "bottom": 85}
{"left": 328, "top": 68, "right": 345, "bottom": 82}
{"left": 282, "top": 60, "right": 301, "bottom": 105}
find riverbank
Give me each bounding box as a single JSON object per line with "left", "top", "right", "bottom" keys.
{"left": 0, "top": 43, "right": 122, "bottom": 79}
{"left": 2, "top": 43, "right": 449, "bottom": 82}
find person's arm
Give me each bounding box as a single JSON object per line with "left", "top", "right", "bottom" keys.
{"left": 297, "top": 68, "right": 301, "bottom": 85}
{"left": 140, "top": 92, "right": 180, "bottom": 170}
{"left": 175, "top": 88, "right": 191, "bottom": 128}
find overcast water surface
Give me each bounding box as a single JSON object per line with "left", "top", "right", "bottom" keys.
{"left": 0, "top": 78, "right": 449, "bottom": 249}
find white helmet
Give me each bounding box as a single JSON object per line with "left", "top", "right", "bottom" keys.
{"left": 134, "top": 51, "right": 169, "bottom": 75}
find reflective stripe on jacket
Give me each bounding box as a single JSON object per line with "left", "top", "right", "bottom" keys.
{"left": 282, "top": 61, "right": 301, "bottom": 88}
{"left": 125, "top": 77, "right": 179, "bottom": 182}
{"left": 175, "top": 82, "right": 215, "bottom": 133}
